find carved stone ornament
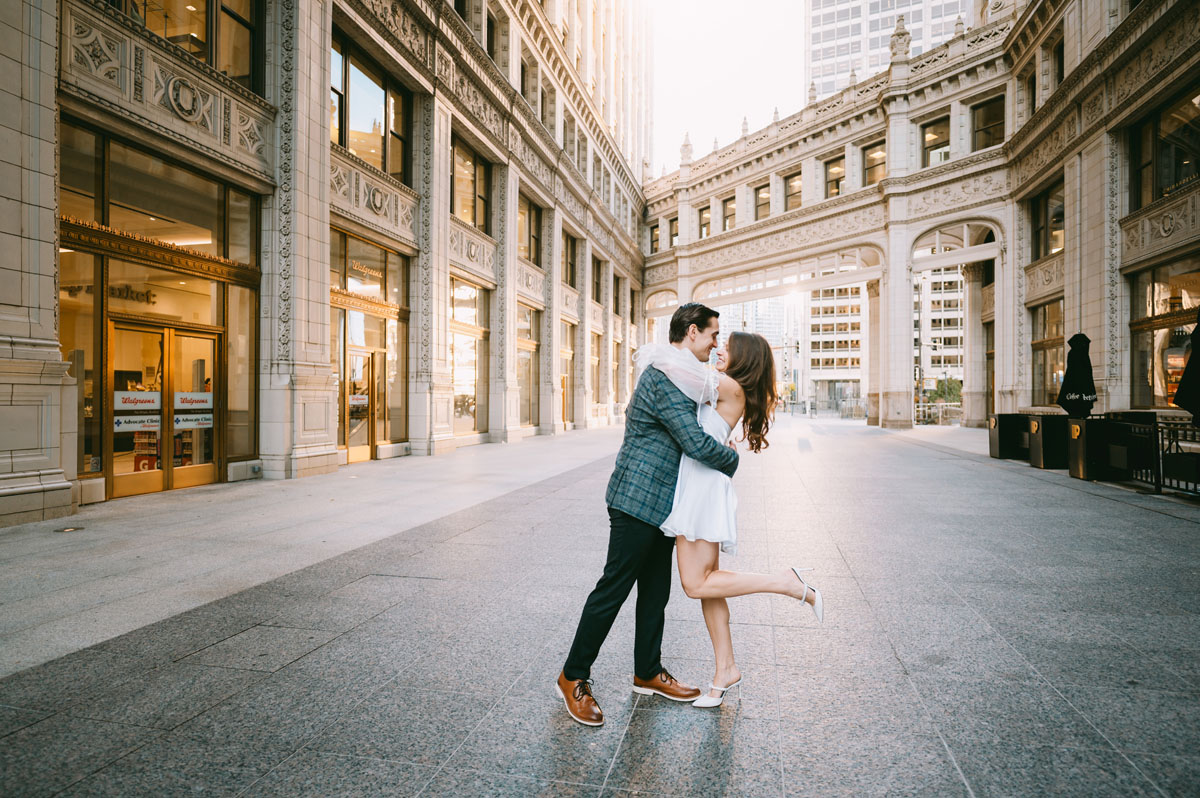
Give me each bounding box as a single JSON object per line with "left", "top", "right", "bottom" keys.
{"left": 909, "top": 172, "right": 1008, "bottom": 217}
{"left": 71, "top": 18, "right": 122, "bottom": 88}
{"left": 890, "top": 16, "right": 911, "bottom": 61}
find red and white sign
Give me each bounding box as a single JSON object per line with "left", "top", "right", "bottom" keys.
{"left": 115, "top": 391, "right": 161, "bottom": 410}
{"left": 348, "top": 394, "right": 369, "bottom": 407}
{"left": 113, "top": 415, "right": 161, "bottom": 432}
{"left": 174, "top": 413, "right": 213, "bottom": 430}
{"left": 175, "top": 392, "right": 214, "bottom": 410}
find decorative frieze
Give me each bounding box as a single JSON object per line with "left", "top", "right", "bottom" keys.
{"left": 689, "top": 205, "right": 886, "bottom": 274}
{"left": 560, "top": 285, "right": 580, "bottom": 320}
{"left": 644, "top": 262, "right": 678, "bottom": 286}
{"left": 329, "top": 147, "right": 419, "bottom": 248}
{"left": 448, "top": 216, "right": 497, "bottom": 284}
{"left": 908, "top": 171, "right": 1008, "bottom": 218}
{"left": 516, "top": 261, "right": 546, "bottom": 303}
{"left": 1120, "top": 184, "right": 1200, "bottom": 267}
{"left": 61, "top": 0, "right": 275, "bottom": 182}
{"left": 1025, "top": 252, "right": 1065, "bottom": 305}
{"left": 1013, "top": 114, "right": 1077, "bottom": 188}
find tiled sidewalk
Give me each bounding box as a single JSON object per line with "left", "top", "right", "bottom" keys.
{"left": 1, "top": 417, "right": 1198, "bottom": 796}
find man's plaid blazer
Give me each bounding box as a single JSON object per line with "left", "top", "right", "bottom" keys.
{"left": 606, "top": 364, "right": 740, "bottom": 528}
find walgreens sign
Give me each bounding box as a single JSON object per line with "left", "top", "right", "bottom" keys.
{"left": 114, "top": 391, "right": 161, "bottom": 410}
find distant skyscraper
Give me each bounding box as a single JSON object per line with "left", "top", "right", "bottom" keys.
{"left": 806, "top": 0, "right": 977, "bottom": 100}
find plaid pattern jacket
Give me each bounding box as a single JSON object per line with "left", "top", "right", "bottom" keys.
{"left": 606, "top": 365, "right": 740, "bottom": 527}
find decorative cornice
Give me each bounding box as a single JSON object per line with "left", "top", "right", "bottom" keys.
{"left": 60, "top": 217, "right": 260, "bottom": 286}
{"left": 330, "top": 288, "right": 404, "bottom": 317}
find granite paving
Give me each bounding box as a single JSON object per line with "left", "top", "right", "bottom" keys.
{"left": 1, "top": 417, "right": 1199, "bottom": 796}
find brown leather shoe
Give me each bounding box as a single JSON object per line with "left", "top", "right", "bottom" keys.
{"left": 632, "top": 669, "right": 702, "bottom": 702}
{"left": 556, "top": 671, "right": 604, "bottom": 726}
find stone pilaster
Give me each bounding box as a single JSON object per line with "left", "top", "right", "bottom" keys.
{"left": 880, "top": 222, "right": 914, "bottom": 428}
{"left": 0, "top": 0, "right": 72, "bottom": 525}
{"left": 490, "top": 163, "right": 521, "bottom": 441}
{"left": 410, "top": 95, "right": 456, "bottom": 455}
{"left": 866, "top": 279, "right": 881, "bottom": 426}
{"left": 961, "top": 263, "right": 988, "bottom": 427}
{"left": 541, "top": 205, "right": 564, "bottom": 433}
{"left": 258, "top": 0, "right": 337, "bottom": 480}
{"left": 577, "top": 237, "right": 595, "bottom": 427}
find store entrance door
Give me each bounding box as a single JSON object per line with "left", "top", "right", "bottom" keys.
{"left": 110, "top": 324, "right": 219, "bottom": 498}
{"left": 346, "top": 350, "right": 373, "bottom": 463}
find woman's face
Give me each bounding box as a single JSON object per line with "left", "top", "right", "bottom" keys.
{"left": 715, "top": 342, "right": 730, "bottom": 373}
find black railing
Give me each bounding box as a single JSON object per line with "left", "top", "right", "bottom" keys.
{"left": 1159, "top": 421, "right": 1200, "bottom": 496}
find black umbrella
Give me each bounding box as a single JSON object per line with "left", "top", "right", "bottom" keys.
{"left": 1056, "top": 333, "right": 1097, "bottom": 417}
{"left": 1170, "top": 307, "right": 1200, "bottom": 419}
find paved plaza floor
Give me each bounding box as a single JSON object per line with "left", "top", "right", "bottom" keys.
{"left": 1, "top": 418, "right": 1199, "bottom": 796}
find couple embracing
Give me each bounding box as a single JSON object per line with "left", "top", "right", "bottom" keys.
{"left": 557, "top": 302, "right": 823, "bottom": 725}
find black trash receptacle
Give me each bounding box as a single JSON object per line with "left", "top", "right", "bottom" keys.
{"left": 988, "top": 414, "right": 1030, "bottom": 460}
{"left": 1068, "top": 418, "right": 1110, "bottom": 480}
{"left": 1029, "top": 414, "right": 1068, "bottom": 469}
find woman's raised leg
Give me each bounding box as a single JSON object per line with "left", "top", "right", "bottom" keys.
{"left": 675, "top": 537, "right": 815, "bottom": 605}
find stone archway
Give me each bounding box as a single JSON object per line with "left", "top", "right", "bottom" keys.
{"left": 909, "top": 219, "right": 1005, "bottom": 427}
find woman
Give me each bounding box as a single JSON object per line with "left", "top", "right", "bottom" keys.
{"left": 640, "top": 331, "right": 823, "bottom": 709}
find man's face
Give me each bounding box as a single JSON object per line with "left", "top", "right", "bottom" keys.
{"left": 685, "top": 318, "right": 720, "bottom": 362}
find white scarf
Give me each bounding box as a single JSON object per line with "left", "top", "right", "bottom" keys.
{"left": 632, "top": 342, "right": 720, "bottom": 407}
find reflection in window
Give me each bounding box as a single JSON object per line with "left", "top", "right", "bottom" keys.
{"left": 972, "top": 96, "right": 1005, "bottom": 151}
{"left": 451, "top": 137, "right": 491, "bottom": 233}
{"left": 1130, "top": 88, "right": 1200, "bottom": 212}
{"left": 825, "top": 156, "right": 845, "bottom": 197}
{"left": 1131, "top": 258, "right": 1200, "bottom": 408}
{"left": 922, "top": 117, "right": 950, "bottom": 167}
{"left": 785, "top": 171, "right": 803, "bottom": 210}
{"left": 862, "top": 141, "right": 886, "bottom": 186}
{"left": 59, "top": 252, "right": 102, "bottom": 475}
{"left": 450, "top": 278, "right": 489, "bottom": 434}
{"left": 1030, "top": 179, "right": 1065, "bottom": 261}
{"left": 516, "top": 304, "right": 539, "bottom": 427}
{"left": 1031, "top": 298, "right": 1064, "bottom": 406}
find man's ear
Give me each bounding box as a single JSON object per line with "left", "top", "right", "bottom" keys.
{"left": 687, "top": 324, "right": 697, "bottom": 340}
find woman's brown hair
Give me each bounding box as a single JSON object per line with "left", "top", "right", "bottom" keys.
{"left": 724, "top": 331, "right": 778, "bottom": 453}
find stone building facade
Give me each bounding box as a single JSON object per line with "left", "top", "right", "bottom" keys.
{"left": 0, "top": 0, "right": 649, "bottom": 524}
{"left": 642, "top": 0, "right": 1200, "bottom": 432}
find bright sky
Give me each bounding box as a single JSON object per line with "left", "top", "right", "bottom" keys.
{"left": 649, "top": 0, "right": 809, "bottom": 176}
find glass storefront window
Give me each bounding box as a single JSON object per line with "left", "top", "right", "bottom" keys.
{"left": 386, "top": 318, "right": 406, "bottom": 442}
{"left": 61, "top": 121, "right": 258, "bottom": 266}
{"left": 108, "top": 140, "right": 225, "bottom": 259}
{"left": 346, "top": 236, "right": 385, "bottom": 301}
{"left": 60, "top": 251, "right": 102, "bottom": 475}
{"left": 1031, "top": 299, "right": 1064, "bottom": 406}
{"left": 1131, "top": 259, "right": 1200, "bottom": 320}
{"left": 1131, "top": 257, "right": 1200, "bottom": 408}
{"left": 347, "top": 310, "right": 386, "bottom": 350}
{"left": 330, "top": 230, "right": 346, "bottom": 289}
{"left": 517, "top": 304, "right": 539, "bottom": 427}
{"left": 591, "top": 332, "right": 602, "bottom": 404}
{"left": 332, "top": 307, "right": 345, "bottom": 447}
{"left": 226, "top": 284, "right": 256, "bottom": 458}
{"left": 60, "top": 125, "right": 99, "bottom": 222}
{"left": 107, "top": 260, "right": 222, "bottom": 326}
{"left": 449, "top": 277, "right": 489, "bottom": 434}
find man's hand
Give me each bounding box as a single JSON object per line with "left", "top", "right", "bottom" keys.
{"left": 727, "top": 440, "right": 737, "bottom": 451}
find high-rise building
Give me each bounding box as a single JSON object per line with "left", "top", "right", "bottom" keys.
{"left": 806, "top": 0, "right": 978, "bottom": 99}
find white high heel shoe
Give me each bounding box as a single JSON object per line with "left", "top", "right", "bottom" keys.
{"left": 792, "top": 567, "right": 824, "bottom": 623}
{"left": 692, "top": 676, "right": 742, "bottom": 708}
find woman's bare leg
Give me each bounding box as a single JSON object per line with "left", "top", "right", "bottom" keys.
{"left": 700, "top": 596, "right": 740, "bottom": 699}
{"left": 675, "top": 537, "right": 816, "bottom": 605}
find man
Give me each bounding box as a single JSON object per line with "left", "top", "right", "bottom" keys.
{"left": 557, "top": 303, "right": 740, "bottom": 726}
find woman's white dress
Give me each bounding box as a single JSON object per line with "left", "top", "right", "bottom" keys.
{"left": 660, "top": 403, "right": 739, "bottom": 555}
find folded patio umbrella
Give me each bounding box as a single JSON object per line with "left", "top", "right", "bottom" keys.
{"left": 1170, "top": 307, "right": 1200, "bottom": 421}
{"left": 1056, "top": 333, "right": 1097, "bottom": 417}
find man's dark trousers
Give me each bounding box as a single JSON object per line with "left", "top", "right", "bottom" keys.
{"left": 562, "top": 507, "right": 675, "bottom": 681}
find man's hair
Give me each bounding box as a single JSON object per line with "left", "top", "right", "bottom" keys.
{"left": 668, "top": 302, "right": 719, "bottom": 343}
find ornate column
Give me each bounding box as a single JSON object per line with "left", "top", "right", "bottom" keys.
{"left": 961, "top": 262, "right": 988, "bottom": 427}
{"left": 0, "top": 0, "right": 72, "bottom": 524}
{"left": 577, "top": 237, "right": 595, "bottom": 427}
{"left": 879, "top": 225, "right": 914, "bottom": 428}
{"left": 599, "top": 257, "right": 615, "bottom": 425}
{"left": 542, "top": 203, "right": 564, "bottom": 433}
{"left": 489, "top": 162, "right": 521, "bottom": 441}
{"left": 866, "top": 279, "right": 881, "bottom": 426}
{"left": 409, "top": 94, "right": 455, "bottom": 455}
{"left": 258, "top": 0, "right": 337, "bottom": 479}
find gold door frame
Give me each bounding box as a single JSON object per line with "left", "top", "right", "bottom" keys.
{"left": 345, "top": 346, "right": 374, "bottom": 463}
{"left": 106, "top": 322, "right": 223, "bottom": 498}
